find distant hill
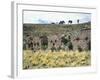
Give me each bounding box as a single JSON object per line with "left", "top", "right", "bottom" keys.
{"left": 23, "top": 22, "right": 91, "bottom": 37}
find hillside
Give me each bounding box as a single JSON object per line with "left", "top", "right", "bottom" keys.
{"left": 23, "top": 22, "right": 91, "bottom": 69}
{"left": 23, "top": 22, "right": 91, "bottom": 38}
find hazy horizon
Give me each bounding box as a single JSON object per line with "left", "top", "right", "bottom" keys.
{"left": 23, "top": 11, "right": 91, "bottom": 24}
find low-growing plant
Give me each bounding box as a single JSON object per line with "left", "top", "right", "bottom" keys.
{"left": 23, "top": 50, "right": 91, "bottom": 69}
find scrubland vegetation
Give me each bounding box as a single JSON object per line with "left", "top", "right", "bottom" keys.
{"left": 23, "top": 50, "right": 90, "bottom": 69}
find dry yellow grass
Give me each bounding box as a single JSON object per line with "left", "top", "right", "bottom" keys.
{"left": 23, "top": 50, "right": 91, "bottom": 69}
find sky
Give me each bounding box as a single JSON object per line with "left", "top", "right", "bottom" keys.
{"left": 23, "top": 11, "right": 91, "bottom": 24}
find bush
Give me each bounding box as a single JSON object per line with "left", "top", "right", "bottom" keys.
{"left": 23, "top": 50, "right": 91, "bottom": 69}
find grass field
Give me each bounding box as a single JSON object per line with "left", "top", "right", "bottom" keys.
{"left": 23, "top": 50, "right": 91, "bottom": 69}
{"left": 23, "top": 22, "right": 91, "bottom": 37}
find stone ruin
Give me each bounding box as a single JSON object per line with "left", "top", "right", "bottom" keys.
{"left": 23, "top": 28, "right": 91, "bottom": 52}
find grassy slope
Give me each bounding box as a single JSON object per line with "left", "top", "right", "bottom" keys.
{"left": 23, "top": 22, "right": 91, "bottom": 36}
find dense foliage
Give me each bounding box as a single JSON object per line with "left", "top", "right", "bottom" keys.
{"left": 23, "top": 50, "right": 91, "bottom": 69}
